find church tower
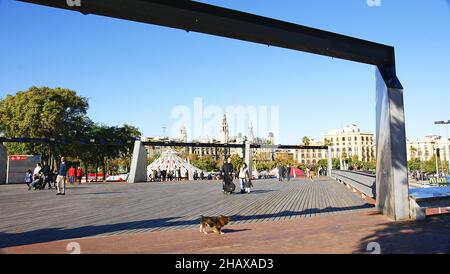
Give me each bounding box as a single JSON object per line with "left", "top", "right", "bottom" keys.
{"left": 248, "top": 122, "right": 255, "bottom": 144}
{"left": 221, "top": 114, "right": 229, "bottom": 144}
{"left": 179, "top": 126, "right": 187, "bottom": 143}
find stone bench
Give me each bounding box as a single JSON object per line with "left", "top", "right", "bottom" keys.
{"left": 409, "top": 187, "right": 450, "bottom": 221}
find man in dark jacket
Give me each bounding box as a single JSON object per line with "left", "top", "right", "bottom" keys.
{"left": 221, "top": 157, "right": 235, "bottom": 194}
{"left": 286, "top": 165, "right": 292, "bottom": 181}
{"left": 278, "top": 165, "right": 285, "bottom": 182}
{"left": 40, "top": 161, "right": 52, "bottom": 190}
{"left": 56, "top": 157, "right": 67, "bottom": 196}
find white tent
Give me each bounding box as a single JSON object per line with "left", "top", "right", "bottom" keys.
{"left": 147, "top": 149, "right": 203, "bottom": 177}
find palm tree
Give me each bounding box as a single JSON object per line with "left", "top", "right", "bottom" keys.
{"left": 302, "top": 136, "right": 311, "bottom": 146}
{"left": 410, "top": 146, "right": 418, "bottom": 159}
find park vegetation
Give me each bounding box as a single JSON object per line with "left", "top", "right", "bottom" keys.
{"left": 0, "top": 87, "right": 141, "bottom": 180}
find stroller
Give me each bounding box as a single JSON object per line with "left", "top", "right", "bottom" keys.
{"left": 223, "top": 182, "right": 236, "bottom": 195}
{"left": 222, "top": 172, "right": 236, "bottom": 195}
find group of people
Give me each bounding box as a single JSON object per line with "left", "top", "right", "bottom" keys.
{"left": 24, "top": 157, "right": 82, "bottom": 196}
{"left": 149, "top": 168, "right": 188, "bottom": 182}
{"left": 149, "top": 168, "right": 218, "bottom": 182}
{"left": 221, "top": 158, "right": 253, "bottom": 195}
{"left": 277, "top": 165, "right": 292, "bottom": 182}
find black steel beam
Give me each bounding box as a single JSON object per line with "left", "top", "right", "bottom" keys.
{"left": 142, "top": 141, "right": 244, "bottom": 149}
{"left": 0, "top": 137, "right": 328, "bottom": 150}
{"left": 16, "top": 0, "right": 401, "bottom": 87}
{"left": 252, "top": 144, "right": 328, "bottom": 150}
{"left": 141, "top": 141, "right": 327, "bottom": 150}
{"left": 0, "top": 137, "right": 134, "bottom": 146}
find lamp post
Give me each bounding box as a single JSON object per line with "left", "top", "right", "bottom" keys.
{"left": 435, "top": 120, "right": 450, "bottom": 176}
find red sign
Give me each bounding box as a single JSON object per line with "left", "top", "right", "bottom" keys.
{"left": 10, "top": 155, "right": 28, "bottom": 161}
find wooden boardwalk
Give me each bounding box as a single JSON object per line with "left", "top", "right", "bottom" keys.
{"left": 0, "top": 177, "right": 373, "bottom": 249}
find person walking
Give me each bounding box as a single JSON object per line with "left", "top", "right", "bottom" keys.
{"left": 309, "top": 164, "right": 315, "bottom": 180}
{"left": 52, "top": 168, "right": 58, "bottom": 189}
{"left": 25, "top": 169, "right": 33, "bottom": 190}
{"left": 68, "top": 166, "right": 76, "bottom": 185}
{"left": 278, "top": 165, "right": 285, "bottom": 182}
{"left": 286, "top": 165, "right": 291, "bottom": 181}
{"left": 221, "top": 157, "right": 235, "bottom": 195}
{"left": 239, "top": 163, "right": 250, "bottom": 194}
{"left": 177, "top": 168, "right": 181, "bottom": 181}
{"left": 56, "top": 157, "right": 67, "bottom": 196}
{"left": 76, "top": 167, "right": 83, "bottom": 184}
{"left": 40, "top": 161, "right": 52, "bottom": 190}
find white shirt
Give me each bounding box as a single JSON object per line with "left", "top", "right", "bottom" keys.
{"left": 239, "top": 167, "right": 249, "bottom": 179}
{"left": 33, "top": 166, "right": 41, "bottom": 176}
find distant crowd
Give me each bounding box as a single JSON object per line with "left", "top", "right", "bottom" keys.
{"left": 148, "top": 168, "right": 218, "bottom": 182}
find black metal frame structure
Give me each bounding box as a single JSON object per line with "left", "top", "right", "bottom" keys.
{"left": 17, "top": 0, "right": 401, "bottom": 87}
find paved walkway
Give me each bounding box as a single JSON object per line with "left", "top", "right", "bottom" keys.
{"left": 0, "top": 177, "right": 372, "bottom": 249}
{"left": 2, "top": 210, "right": 450, "bottom": 254}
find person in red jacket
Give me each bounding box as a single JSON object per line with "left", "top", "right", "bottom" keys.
{"left": 68, "top": 166, "right": 76, "bottom": 185}
{"left": 76, "top": 167, "right": 83, "bottom": 184}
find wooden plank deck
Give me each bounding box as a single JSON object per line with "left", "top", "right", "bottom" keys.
{"left": 0, "top": 177, "right": 373, "bottom": 249}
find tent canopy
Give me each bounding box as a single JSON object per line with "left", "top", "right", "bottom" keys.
{"left": 147, "top": 149, "right": 203, "bottom": 176}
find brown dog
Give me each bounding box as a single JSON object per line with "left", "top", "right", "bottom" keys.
{"left": 200, "top": 215, "right": 230, "bottom": 235}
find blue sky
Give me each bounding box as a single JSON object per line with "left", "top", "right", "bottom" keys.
{"left": 1, "top": 0, "right": 449, "bottom": 144}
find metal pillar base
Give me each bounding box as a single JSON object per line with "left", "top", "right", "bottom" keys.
{"left": 0, "top": 143, "right": 6, "bottom": 184}
{"left": 128, "top": 141, "right": 148, "bottom": 183}
{"left": 375, "top": 68, "right": 410, "bottom": 221}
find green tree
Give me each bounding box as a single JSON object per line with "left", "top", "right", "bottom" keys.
{"left": 0, "top": 86, "right": 89, "bottom": 165}
{"left": 77, "top": 123, "right": 141, "bottom": 181}
{"left": 302, "top": 136, "right": 311, "bottom": 146}
{"left": 316, "top": 159, "right": 328, "bottom": 171}
{"left": 229, "top": 154, "right": 245, "bottom": 172}
{"left": 332, "top": 158, "right": 341, "bottom": 169}
{"left": 408, "top": 158, "right": 421, "bottom": 172}
{"left": 423, "top": 156, "right": 438, "bottom": 174}
{"left": 192, "top": 156, "right": 217, "bottom": 172}
{"left": 410, "top": 146, "right": 418, "bottom": 159}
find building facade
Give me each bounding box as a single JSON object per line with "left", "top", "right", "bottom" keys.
{"left": 407, "top": 135, "right": 450, "bottom": 162}
{"left": 323, "top": 125, "right": 376, "bottom": 162}
{"left": 295, "top": 139, "right": 328, "bottom": 165}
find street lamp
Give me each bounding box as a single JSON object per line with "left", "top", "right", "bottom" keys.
{"left": 435, "top": 120, "right": 450, "bottom": 176}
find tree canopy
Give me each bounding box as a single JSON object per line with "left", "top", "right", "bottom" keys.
{"left": 0, "top": 87, "right": 142, "bottom": 179}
